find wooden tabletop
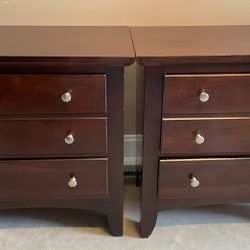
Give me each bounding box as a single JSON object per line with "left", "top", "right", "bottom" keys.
{"left": 0, "top": 26, "right": 134, "bottom": 66}
{"left": 130, "top": 26, "right": 250, "bottom": 65}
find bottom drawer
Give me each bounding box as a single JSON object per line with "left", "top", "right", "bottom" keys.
{"left": 158, "top": 158, "right": 250, "bottom": 200}
{"left": 0, "top": 158, "right": 108, "bottom": 200}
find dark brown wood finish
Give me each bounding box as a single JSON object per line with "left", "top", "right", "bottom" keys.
{"left": 140, "top": 67, "right": 165, "bottom": 238}
{"left": 0, "top": 26, "right": 134, "bottom": 66}
{"left": 106, "top": 67, "right": 125, "bottom": 236}
{"left": 163, "top": 74, "right": 250, "bottom": 115}
{"left": 130, "top": 26, "right": 250, "bottom": 237}
{"left": 0, "top": 74, "right": 107, "bottom": 114}
{"left": 0, "top": 117, "right": 107, "bottom": 158}
{"left": 130, "top": 26, "right": 250, "bottom": 65}
{"left": 0, "top": 158, "right": 108, "bottom": 200}
{"left": 159, "top": 158, "right": 250, "bottom": 199}
{"left": 161, "top": 118, "right": 250, "bottom": 156}
{"left": 0, "top": 26, "right": 134, "bottom": 236}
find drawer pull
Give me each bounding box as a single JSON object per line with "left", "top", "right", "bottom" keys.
{"left": 61, "top": 92, "right": 72, "bottom": 103}
{"left": 199, "top": 90, "right": 209, "bottom": 103}
{"left": 195, "top": 133, "right": 205, "bottom": 145}
{"left": 68, "top": 176, "right": 77, "bottom": 188}
{"left": 190, "top": 176, "right": 200, "bottom": 188}
{"left": 65, "top": 133, "right": 74, "bottom": 145}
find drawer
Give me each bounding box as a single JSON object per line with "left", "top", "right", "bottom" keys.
{"left": 163, "top": 74, "right": 250, "bottom": 115}
{"left": 161, "top": 117, "right": 250, "bottom": 156}
{"left": 0, "top": 158, "right": 108, "bottom": 200}
{"left": 0, "top": 117, "right": 107, "bottom": 158}
{"left": 0, "top": 74, "right": 106, "bottom": 114}
{"left": 158, "top": 158, "right": 250, "bottom": 200}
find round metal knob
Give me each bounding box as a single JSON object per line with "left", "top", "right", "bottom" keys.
{"left": 61, "top": 92, "right": 72, "bottom": 103}
{"left": 65, "top": 133, "right": 74, "bottom": 145}
{"left": 199, "top": 90, "right": 209, "bottom": 103}
{"left": 195, "top": 133, "right": 205, "bottom": 145}
{"left": 68, "top": 176, "right": 77, "bottom": 188}
{"left": 190, "top": 176, "right": 200, "bottom": 188}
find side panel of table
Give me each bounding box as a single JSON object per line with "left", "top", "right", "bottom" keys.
{"left": 140, "top": 66, "right": 165, "bottom": 237}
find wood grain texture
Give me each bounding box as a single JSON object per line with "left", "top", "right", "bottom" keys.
{"left": 0, "top": 158, "right": 108, "bottom": 200}
{"left": 130, "top": 26, "right": 250, "bottom": 65}
{"left": 159, "top": 158, "right": 250, "bottom": 200}
{"left": 0, "top": 74, "right": 107, "bottom": 114}
{"left": 163, "top": 74, "right": 250, "bottom": 115}
{"left": 0, "top": 26, "right": 134, "bottom": 66}
{"left": 134, "top": 26, "right": 250, "bottom": 237}
{"left": 161, "top": 118, "right": 250, "bottom": 156}
{"left": 0, "top": 117, "right": 107, "bottom": 158}
{"left": 0, "top": 26, "right": 133, "bottom": 236}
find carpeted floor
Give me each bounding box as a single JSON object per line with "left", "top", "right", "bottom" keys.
{"left": 0, "top": 177, "right": 250, "bottom": 250}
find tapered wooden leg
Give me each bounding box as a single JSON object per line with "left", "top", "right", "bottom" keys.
{"left": 140, "top": 67, "right": 165, "bottom": 237}
{"left": 140, "top": 150, "right": 158, "bottom": 238}
{"left": 107, "top": 210, "right": 123, "bottom": 236}
{"left": 140, "top": 207, "right": 158, "bottom": 238}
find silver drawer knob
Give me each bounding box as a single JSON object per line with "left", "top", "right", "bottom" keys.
{"left": 65, "top": 133, "right": 74, "bottom": 144}
{"left": 195, "top": 133, "right": 205, "bottom": 145}
{"left": 61, "top": 92, "right": 72, "bottom": 103}
{"left": 199, "top": 90, "right": 209, "bottom": 102}
{"left": 68, "top": 176, "right": 77, "bottom": 188}
{"left": 190, "top": 176, "right": 200, "bottom": 188}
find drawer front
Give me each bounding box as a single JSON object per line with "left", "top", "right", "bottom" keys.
{"left": 163, "top": 74, "right": 250, "bottom": 115}
{"left": 0, "top": 74, "right": 106, "bottom": 114}
{"left": 0, "top": 118, "right": 107, "bottom": 158}
{"left": 159, "top": 158, "right": 250, "bottom": 200}
{"left": 161, "top": 118, "right": 250, "bottom": 155}
{"left": 0, "top": 158, "right": 108, "bottom": 200}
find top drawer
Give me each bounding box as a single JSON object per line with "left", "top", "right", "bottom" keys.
{"left": 0, "top": 74, "right": 107, "bottom": 115}
{"left": 163, "top": 74, "right": 250, "bottom": 115}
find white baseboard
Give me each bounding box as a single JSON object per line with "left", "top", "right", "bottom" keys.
{"left": 124, "top": 134, "right": 143, "bottom": 171}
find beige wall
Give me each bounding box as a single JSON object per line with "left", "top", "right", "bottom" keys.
{"left": 1, "top": 0, "right": 250, "bottom": 26}
{"left": 1, "top": 0, "right": 250, "bottom": 134}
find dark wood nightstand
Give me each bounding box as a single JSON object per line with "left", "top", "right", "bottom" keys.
{"left": 130, "top": 25, "right": 250, "bottom": 237}
{"left": 0, "top": 26, "right": 134, "bottom": 236}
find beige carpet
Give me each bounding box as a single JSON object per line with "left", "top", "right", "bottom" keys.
{"left": 0, "top": 178, "right": 250, "bottom": 250}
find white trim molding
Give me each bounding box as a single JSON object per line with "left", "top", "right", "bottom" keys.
{"left": 124, "top": 134, "right": 143, "bottom": 170}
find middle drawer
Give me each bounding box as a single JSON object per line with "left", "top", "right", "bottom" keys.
{"left": 161, "top": 117, "right": 250, "bottom": 156}
{"left": 0, "top": 117, "right": 107, "bottom": 158}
